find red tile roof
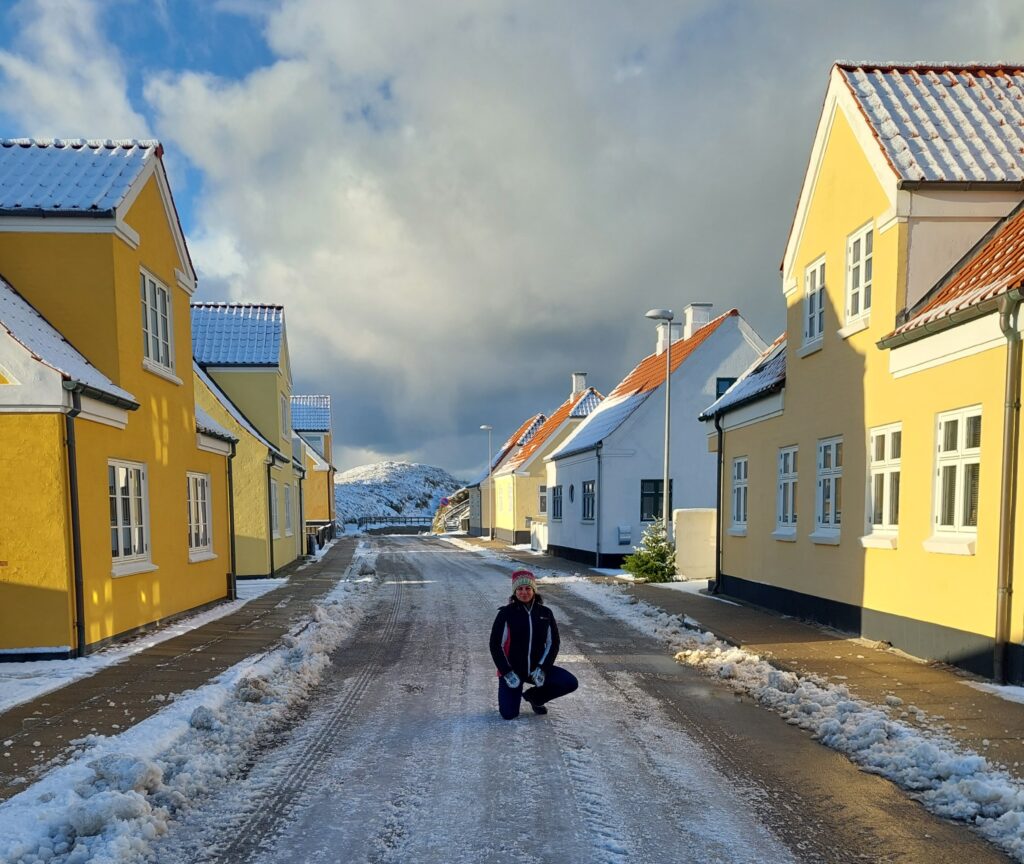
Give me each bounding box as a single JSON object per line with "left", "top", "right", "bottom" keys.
{"left": 505, "top": 387, "right": 603, "bottom": 470}
{"left": 494, "top": 413, "right": 546, "bottom": 468}
{"left": 886, "top": 202, "right": 1024, "bottom": 342}
{"left": 608, "top": 310, "right": 737, "bottom": 399}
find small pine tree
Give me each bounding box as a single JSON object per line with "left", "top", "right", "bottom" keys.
{"left": 622, "top": 518, "right": 675, "bottom": 583}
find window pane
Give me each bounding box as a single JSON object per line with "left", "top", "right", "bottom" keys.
{"left": 792, "top": 451, "right": 797, "bottom": 473}
{"left": 890, "top": 431, "right": 901, "bottom": 460}
{"left": 940, "top": 465, "right": 957, "bottom": 525}
{"left": 780, "top": 484, "right": 789, "bottom": 522}
{"left": 792, "top": 482, "right": 797, "bottom": 522}
{"left": 874, "top": 434, "right": 885, "bottom": 462}
{"left": 963, "top": 463, "right": 980, "bottom": 527}
{"left": 965, "top": 415, "right": 982, "bottom": 449}
{"left": 864, "top": 281, "right": 872, "bottom": 309}
{"left": 853, "top": 238, "right": 861, "bottom": 260}
{"left": 865, "top": 230, "right": 873, "bottom": 254}
{"left": 822, "top": 446, "right": 831, "bottom": 469}
{"left": 890, "top": 471, "right": 900, "bottom": 526}
{"left": 822, "top": 478, "right": 831, "bottom": 522}
{"left": 835, "top": 442, "right": 843, "bottom": 467}
{"left": 872, "top": 474, "right": 884, "bottom": 525}
{"left": 835, "top": 477, "right": 842, "bottom": 523}
{"left": 942, "top": 419, "right": 959, "bottom": 452}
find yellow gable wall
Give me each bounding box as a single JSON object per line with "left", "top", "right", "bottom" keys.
{"left": 0, "top": 413, "right": 75, "bottom": 650}
{"left": 193, "top": 373, "right": 274, "bottom": 577}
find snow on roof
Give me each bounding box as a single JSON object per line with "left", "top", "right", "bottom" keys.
{"left": 0, "top": 277, "right": 137, "bottom": 405}
{"left": 291, "top": 394, "right": 331, "bottom": 431}
{"left": 193, "top": 361, "right": 285, "bottom": 459}
{"left": 549, "top": 311, "right": 734, "bottom": 460}
{"left": 469, "top": 413, "right": 547, "bottom": 486}
{"left": 699, "top": 335, "right": 786, "bottom": 420}
{"left": 195, "top": 404, "right": 237, "bottom": 443}
{"left": 504, "top": 387, "right": 603, "bottom": 471}
{"left": 191, "top": 303, "right": 284, "bottom": 367}
{"left": 884, "top": 200, "right": 1024, "bottom": 343}
{"left": 0, "top": 139, "right": 159, "bottom": 215}
{"left": 297, "top": 433, "right": 331, "bottom": 469}
{"left": 838, "top": 63, "right": 1024, "bottom": 183}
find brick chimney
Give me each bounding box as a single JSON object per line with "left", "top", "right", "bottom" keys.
{"left": 682, "top": 303, "right": 713, "bottom": 340}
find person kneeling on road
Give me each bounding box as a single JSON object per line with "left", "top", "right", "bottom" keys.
{"left": 488, "top": 569, "right": 578, "bottom": 719}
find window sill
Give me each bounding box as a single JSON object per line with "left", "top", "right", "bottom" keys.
{"left": 285, "top": 531, "right": 294, "bottom": 537}
{"left": 860, "top": 532, "right": 897, "bottom": 550}
{"left": 923, "top": 535, "right": 976, "bottom": 556}
{"left": 111, "top": 559, "right": 158, "bottom": 578}
{"left": 797, "top": 340, "right": 823, "bottom": 359}
{"left": 808, "top": 529, "right": 840, "bottom": 546}
{"left": 837, "top": 317, "right": 870, "bottom": 339}
{"left": 188, "top": 550, "right": 217, "bottom": 564}
{"left": 771, "top": 528, "right": 797, "bottom": 542}
{"left": 142, "top": 358, "right": 182, "bottom": 385}
{"left": 581, "top": 519, "right": 594, "bottom": 524}
{"left": 727, "top": 525, "right": 747, "bottom": 537}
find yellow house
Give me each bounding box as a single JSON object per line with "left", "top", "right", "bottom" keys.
{"left": 493, "top": 374, "right": 601, "bottom": 544}
{"left": 292, "top": 395, "right": 337, "bottom": 536}
{"left": 192, "top": 303, "right": 305, "bottom": 574}
{"left": 469, "top": 412, "right": 546, "bottom": 537}
{"left": 702, "top": 63, "right": 1024, "bottom": 682}
{"left": 0, "top": 139, "right": 234, "bottom": 658}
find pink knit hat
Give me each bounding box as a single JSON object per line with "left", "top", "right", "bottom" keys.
{"left": 511, "top": 569, "right": 537, "bottom": 591}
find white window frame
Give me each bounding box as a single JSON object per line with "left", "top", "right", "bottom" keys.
{"left": 270, "top": 478, "right": 280, "bottom": 538}
{"left": 187, "top": 472, "right": 214, "bottom": 561}
{"left": 813, "top": 436, "right": 843, "bottom": 543}
{"left": 730, "top": 457, "right": 748, "bottom": 535}
{"left": 845, "top": 223, "right": 873, "bottom": 325}
{"left": 774, "top": 446, "right": 798, "bottom": 540}
{"left": 109, "top": 459, "right": 154, "bottom": 575}
{"left": 581, "top": 480, "right": 595, "bottom": 522}
{"left": 862, "top": 424, "right": 900, "bottom": 549}
{"left": 538, "top": 485, "right": 547, "bottom": 514}
{"left": 281, "top": 394, "right": 289, "bottom": 438}
{"left": 804, "top": 255, "right": 826, "bottom": 346}
{"left": 284, "top": 483, "right": 293, "bottom": 536}
{"left": 927, "top": 406, "right": 981, "bottom": 554}
{"left": 551, "top": 485, "right": 563, "bottom": 521}
{"left": 140, "top": 269, "right": 174, "bottom": 375}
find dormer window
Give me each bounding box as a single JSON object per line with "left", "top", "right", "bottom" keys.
{"left": 140, "top": 270, "right": 174, "bottom": 374}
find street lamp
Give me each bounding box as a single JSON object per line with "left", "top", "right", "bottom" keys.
{"left": 480, "top": 424, "right": 494, "bottom": 541}
{"left": 646, "top": 308, "right": 674, "bottom": 537}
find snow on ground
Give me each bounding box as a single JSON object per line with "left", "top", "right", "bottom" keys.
{"left": 333, "top": 461, "right": 463, "bottom": 522}
{"left": 966, "top": 681, "right": 1024, "bottom": 706}
{"left": 555, "top": 577, "right": 1024, "bottom": 862}
{"left": 0, "top": 575, "right": 379, "bottom": 864}
{"left": 0, "top": 579, "right": 286, "bottom": 716}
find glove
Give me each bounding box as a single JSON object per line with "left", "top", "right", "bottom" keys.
{"left": 530, "top": 667, "right": 545, "bottom": 687}
{"left": 503, "top": 670, "right": 521, "bottom": 689}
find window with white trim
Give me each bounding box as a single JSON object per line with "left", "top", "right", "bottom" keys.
{"left": 804, "top": 256, "right": 826, "bottom": 344}
{"left": 846, "top": 224, "right": 873, "bottom": 323}
{"left": 109, "top": 461, "right": 149, "bottom": 562}
{"left": 140, "top": 271, "right": 173, "bottom": 372}
{"left": 868, "top": 424, "right": 901, "bottom": 531}
{"left": 284, "top": 484, "right": 293, "bottom": 536}
{"left": 538, "top": 485, "right": 547, "bottom": 514}
{"left": 280, "top": 394, "right": 289, "bottom": 438}
{"left": 640, "top": 479, "right": 672, "bottom": 522}
{"left": 935, "top": 407, "right": 981, "bottom": 534}
{"left": 270, "top": 478, "right": 280, "bottom": 538}
{"left": 551, "top": 485, "right": 563, "bottom": 520}
{"left": 777, "top": 446, "right": 798, "bottom": 530}
{"left": 582, "top": 480, "right": 595, "bottom": 521}
{"left": 816, "top": 437, "right": 843, "bottom": 530}
{"left": 187, "top": 472, "right": 212, "bottom": 553}
{"left": 731, "top": 457, "right": 748, "bottom": 528}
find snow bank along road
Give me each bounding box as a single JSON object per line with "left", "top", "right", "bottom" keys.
{"left": 0, "top": 535, "right": 1011, "bottom": 863}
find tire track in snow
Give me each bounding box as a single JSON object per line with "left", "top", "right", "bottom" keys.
{"left": 206, "top": 577, "right": 406, "bottom": 863}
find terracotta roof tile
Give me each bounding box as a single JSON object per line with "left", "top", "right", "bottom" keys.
{"left": 505, "top": 387, "right": 603, "bottom": 470}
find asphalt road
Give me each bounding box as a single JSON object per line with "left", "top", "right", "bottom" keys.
{"left": 150, "top": 535, "right": 1009, "bottom": 863}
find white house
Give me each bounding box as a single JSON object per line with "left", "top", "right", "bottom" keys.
{"left": 545, "top": 304, "right": 766, "bottom": 567}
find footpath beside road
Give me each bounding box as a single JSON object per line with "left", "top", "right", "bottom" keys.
{"left": 463, "top": 535, "right": 1024, "bottom": 781}
{"left": 0, "top": 537, "right": 357, "bottom": 802}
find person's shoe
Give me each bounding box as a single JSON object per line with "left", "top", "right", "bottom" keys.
{"left": 524, "top": 688, "right": 548, "bottom": 715}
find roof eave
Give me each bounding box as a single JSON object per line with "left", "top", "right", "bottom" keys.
{"left": 62, "top": 379, "right": 139, "bottom": 411}
{"left": 878, "top": 292, "right": 1015, "bottom": 350}
{"left": 698, "top": 382, "right": 785, "bottom": 422}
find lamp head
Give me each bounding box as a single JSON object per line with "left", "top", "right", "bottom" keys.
{"left": 645, "top": 308, "right": 674, "bottom": 322}
{"left": 480, "top": 424, "right": 493, "bottom": 431}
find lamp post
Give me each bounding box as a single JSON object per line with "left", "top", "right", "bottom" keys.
{"left": 480, "top": 424, "right": 494, "bottom": 541}
{"left": 645, "top": 309, "right": 674, "bottom": 537}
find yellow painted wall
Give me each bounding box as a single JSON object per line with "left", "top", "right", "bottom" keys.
{"left": 0, "top": 413, "right": 74, "bottom": 650}
{"left": 722, "top": 102, "right": 1013, "bottom": 643}
{"left": 0, "top": 175, "right": 230, "bottom": 649}
{"left": 302, "top": 456, "right": 335, "bottom": 522}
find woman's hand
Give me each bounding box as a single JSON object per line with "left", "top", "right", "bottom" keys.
{"left": 503, "top": 670, "right": 521, "bottom": 688}
{"left": 530, "top": 667, "right": 545, "bottom": 687}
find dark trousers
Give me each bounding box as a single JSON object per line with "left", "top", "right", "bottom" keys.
{"left": 498, "top": 665, "right": 578, "bottom": 719}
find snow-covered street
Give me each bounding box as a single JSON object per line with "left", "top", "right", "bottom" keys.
{"left": 132, "top": 536, "right": 1006, "bottom": 863}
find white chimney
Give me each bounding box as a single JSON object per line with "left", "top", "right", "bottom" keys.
{"left": 655, "top": 322, "right": 682, "bottom": 356}
{"left": 682, "top": 303, "right": 713, "bottom": 339}
{"left": 571, "top": 372, "right": 587, "bottom": 395}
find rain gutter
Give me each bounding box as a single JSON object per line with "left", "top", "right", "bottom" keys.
{"left": 878, "top": 294, "right": 1005, "bottom": 350}
{"left": 712, "top": 414, "right": 725, "bottom": 594}
{"left": 266, "top": 458, "right": 275, "bottom": 577}
{"left": 62, "top": 378, "right": 139, "bottom": 411}
{"left": 227, "top": 441, "right": 237, "bottom": 600}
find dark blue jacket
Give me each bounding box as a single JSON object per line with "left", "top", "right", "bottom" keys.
{"left": 489, "top": 598, "right": 560, "bottom": 680}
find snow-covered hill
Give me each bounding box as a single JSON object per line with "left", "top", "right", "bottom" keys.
{"left": 334, "top": 461, "right": 465, "bottom": 523}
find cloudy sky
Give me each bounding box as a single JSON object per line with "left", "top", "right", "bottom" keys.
{"left": 0, "top": 0, "right": 1021, "bottom": 479}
